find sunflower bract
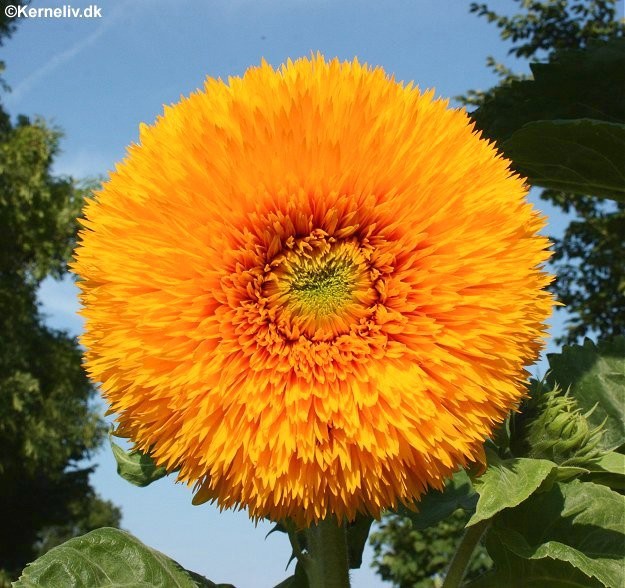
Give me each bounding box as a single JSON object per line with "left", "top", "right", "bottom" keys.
{"left": 72, "top": 55, "right": 554, "bottom": 525}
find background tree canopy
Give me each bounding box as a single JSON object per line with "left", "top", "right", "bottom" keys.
{"left": 466, "top": 0, "right": 625, "bottom": 346}
{"left": 0, "top": 6, "right": 120, "bottom": 584}
{"left": 370, "top": 1, "right": 624, "bottom": 586}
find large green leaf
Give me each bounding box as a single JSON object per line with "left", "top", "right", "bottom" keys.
{"left": 502, "top": 119, "right": 625, "bottom": 201}
{"left": 472, "top": 38, "right": 625, "bottom": 141}
{"left": 14, "top": 527, "right": 228, "bottom": 587}
{"left": 546, "top": 337, "right": 625, "bottom": 451}
{"left": 489, "top": 480, "right": 625, "bottom": 588}
{"left": 467, "top": 452, "right": 557, "bottom": 526}
{"left": 397, "top": 469, "right": 477, "bottom": 530}
{"left": 470, "top": 39, "right": 625, "bottom": 202}
{"left": 110, "top": 438, "right": 168, "bottom": 487}
{"left": 466, "top": 535, "right": 603, "bottom": 588}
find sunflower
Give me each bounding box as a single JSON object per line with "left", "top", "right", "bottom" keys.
{"left": 73, "top": 55, "right": 553, "bottom": 525}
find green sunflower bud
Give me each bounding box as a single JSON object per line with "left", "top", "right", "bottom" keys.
{"left": 525, "top": 385, "right": 605, "bottom": 467}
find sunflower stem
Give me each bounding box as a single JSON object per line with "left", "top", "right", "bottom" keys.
{"left": 442, "top": 518, "right": 490, "bottom": 588}
{"left": 303, "top": 516, "right": 350, "bottom": 588}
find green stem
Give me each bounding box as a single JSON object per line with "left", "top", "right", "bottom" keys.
{"left": 303, "top": 516, "right": 350, "bottom": 588}
{"left": 442, "top": 518, "right": 490, "bottom": 588}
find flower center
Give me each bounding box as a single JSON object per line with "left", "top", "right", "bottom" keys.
{"left": 289, "top": 258, "right": 356, "bottom": 316}
{"left": 262, "top": 235, "right": 378, "bottom": 339}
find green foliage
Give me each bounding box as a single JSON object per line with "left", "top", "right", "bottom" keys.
{"left": 462, "top": 0, "right": 625, "bottom": 107}
{"left": 503, "top": 118, "right": 625, "bottom": 201}
{"left": 369, "top": 472, "right": 488, "bottom": 587}
{"left": 583, "top": 451, "right": 625, "bottom": 490}
{"left": 472, "top": 39, "right": 625, "bottom": 140}
{"left": 472, "top": 481, "right": 625, "bottom": 588}
{"left": 14, "top": 528, "right": 228, "bottom": 588}
{"left": 0, "top": 115, "right": 87, "bottom": 282}
{"left": 370, "top": 510, "right": 492, "bottom": 588}
{"left": 548, "top": 194, "right": 624, "bottom": 344}
{"left": 34, "top": 494, "right": 122, "bottom": 556}
{"left": 469, "top": 0, "right": 625, "bottom": 59}
{"left": 0, "top": 119, "right": 117, "bottom": 576}
{"left": 110, "top": 438, "right": 168, "bottom": 487}
{"left": 466, "top": 538, "right": 605, "bottom": 587}
{"left": 462, "top": 338, "right": 625, "bottom": 588}
{"left": 397, "top": 470, "right": 478, "bottom": 531}
{"left": 464, "top": 1, "right": 625, "bottom": 345}
{"left": 471, "top": 39, "right": 625, "bottom": 201}
{"left": 371, "top": 337, "right": 624, "bottom": 587}
{"left": 468, "top": 453, "right": 560, "bottom": 526}
{"left": 0, "top": 20, "right": 120, "bottom": 579}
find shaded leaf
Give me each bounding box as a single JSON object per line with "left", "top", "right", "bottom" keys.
{"left": 466, "top": 534, "right": 603, "bottom": 588}
{"left": 490, "top": 480, "right": 625, "bottom": 588}
{"left": 502, "top": 119, "right": 625, "bottom": 201}
{"left": 110, "top": 438, "right": 167, "bottom": 487}
{"left": 397, "top": 469, "right": 477, "bottom": 530}
{"left": 472, "top": 38, "right": 625, "bottom": 141}
{"left": 467, "top": 452, "right": 556, "bottom": 526}
{"left": 582, "top": 452, "right": 625, "bottom": 490}
{"left": 546, "top": 337, "right": 625, "bottom": 451}
{"left": 587, "top": 451, "right": 625, "bottom": 476}
{"left": 14, "top": 527, "right": 222, "bottom": 587}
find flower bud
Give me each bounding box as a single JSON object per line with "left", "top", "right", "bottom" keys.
{"left": 526, "top": 386, "right": 604, "bottom": 467}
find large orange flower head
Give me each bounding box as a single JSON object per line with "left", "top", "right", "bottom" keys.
{"left": 73, "top": 55, "right": 553, "bottom": 524}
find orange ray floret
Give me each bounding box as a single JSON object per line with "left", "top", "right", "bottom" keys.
{"left": 72, "top": 55, "right": 554, "bottom": 525}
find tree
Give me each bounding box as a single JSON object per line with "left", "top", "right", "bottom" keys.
{"left": 370, "top": 510, "right": 491, "bottom": 588}
{"left": 465, "top": 0, "right": 625, "bottom": 345}
{"left": 370, "top": 2, "right": 624, "bottom": 585}
{"left": 0, "top": 9, "right": 120, "bottom": 583}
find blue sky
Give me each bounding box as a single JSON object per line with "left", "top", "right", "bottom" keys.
{"left": 2, "top": 1, "right": 584, "bottom": 586}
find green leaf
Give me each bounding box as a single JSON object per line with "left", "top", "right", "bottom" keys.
{"left": 110, "top": 438, "right": 168, "bottom": 487}
{"left": 470, "top": 39, "right": 625, "bottom": 201}
{"left": 489, "top": 480, "right": 625, "bottom": 588}
{"left": 467, "top": 452, "right": 557, "bottom": 526}
{"left": 502, "top": 119, "right": 625, "bottom": 201}
{"left": 472, "top": 38, "right": 625, "bottom": 140}
{"left": 14, "top": 527, "right": 225, "bottom": 587}
{"left": 537, "top": 466, "right": 589, "bottom": 493}
{"left": 397, "top": 469, "right": 478, "bottom": 530}
{"left": 466, "top": 535, "right": 604, "bottom": 588}
{"left": 587, "top": 451, "right": 625, "bottom": 476}
{"left": 582, "top": 452, "right": 625, "bottom": 490}
{"left": 346, "top": 513, "right": 374, "bottom": 569}
{"left": 546, "top": 337, "right": 625, "bottom": 451}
